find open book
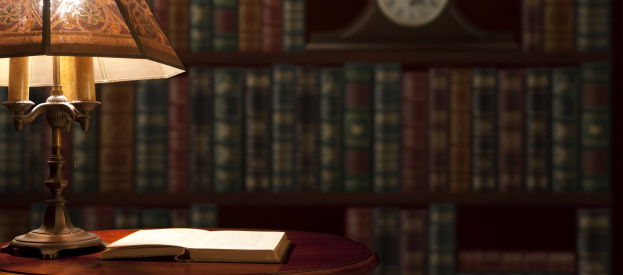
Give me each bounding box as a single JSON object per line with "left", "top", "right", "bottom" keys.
{"left": 99, "top": 229, "right": 289, "bottom": 263}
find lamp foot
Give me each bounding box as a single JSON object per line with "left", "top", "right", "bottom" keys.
{"left": 1, "top": 230, "right": 106, "bottom": 259}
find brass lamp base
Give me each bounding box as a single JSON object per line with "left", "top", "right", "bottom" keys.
{"left": 1, "top": 230, "right": 106, "bottom": 259}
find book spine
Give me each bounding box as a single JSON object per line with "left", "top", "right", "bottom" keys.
{"left": 168, "top": 76, "right": 190, "bottom": 193}
{"left": 135, "top": 80, "right": 168, "bottom": 192}
{"left": 189, "top": 67, "right": 214, "bottom": 192}
{"left": 320, "top": 68, "right": 343, "bottom": 192}
{"left": 498, "top": 69, "right": 526, "bottom": 192}
{"left": 71, "top": 107, "right": 98, "bottom": 193}
{"left": 262, "top": 0, "right": 283, "bottom": 52}
{"left": 373, "top": 207, "right": 401, "bottom": 275}
{"left": 245, "top": 68, "right": 272, "bottom": 192}
{"left": 82, "top": 206, "right": 114, "bottom": 231}
{"left": 283, "top": 0, "right": 305, "bottom": 51}
{"left": 190, "top": 0, "right": 212, "bottom": 51}
{"left": 169, "top": 0, "right": 189, "bottom": 51}
{"left": 238, "top": 0, "right": 262, "bottom": 52}
{"left": 114, "top": 208, "right": 140, "bottom": 229}
{"left": 343, "top": 63, "right": 373, "bottom": 192}
{"left": 213, "top": 68, "right": 244, "bottom": 192}
{"left": 428, "top": 204, "right": 456, "bottom": 275}
{"left": 271, "top": 64, "right": 296, "bottom": 192}
{"left": 150, "top": 0, "right": 170, "bottom": 35}
{"left": 522, "top": 0, "right": 545, "bottom": 51}
{"left": 450, "top": 68, "right": 472, "bottom": 193}
{"left": 471, "top": 69, "right": 498, "bottom": 192}
{"left": 429, "top": 68, "right": 451, "bottom": 192}
{"left": 547, "top": 251, "right": 575, "bottom": 273}
{"left": 543, "top": 0, "right": 575, "bottom": 52}
{"left": 345, "top": 207, "right": 373, "bottom": 248}
{"left": 98, "top": 82, "right": 135, "bottom": 193}
{"left": 295, "top": 67, "right": 320, "bottom": 191}
{"left": 577, "top": 208, "right": 611, "bottom": 275}
{"left": 551, "top": 68, "right": 580, "bottom": 192}
{"left": 401, "top": 209, "right": 428, "bottom": 275}
{"left": 401, "top": 72, "right": 429, "bottom": 193}
{"left": 458, "top": 251, "right": 484, "bottom": 272}
{"left": 140, "top": 209, "right": 172, "bottom": 228}
{"left": 22, "top": 88, "right": 47, "bottom": 192}
{"left": 373, "top": 63, "right": 401, "bottom": 192}
{"left": 522, "top": 251, "right": 548, "bottom": 273}
{"left": 580, "top": 63, "right": 611, "bottom": 192}
{"left": 0, "top": 87, "right": 22, "bottom": 192}
{"left": 171, "top": 208, "right": 190, "bottom": 228}
{"left": 526, "top": 68, "right": 551, "bottom": 192}
{"left": 190, "top": 203, "right": 218, "bottom": 228}
{"left": 500, "top": 251, "right": 523, "bottom": 272}
{"left": 213, "top": 0, "right": 238, "bottom": 51}
{"left": 576, "top": 0, "right": 611, "bottom": 51}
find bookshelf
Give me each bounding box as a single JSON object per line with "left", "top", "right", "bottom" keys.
{"left": 0, "top": 0, "right": 620, "bottom": 274}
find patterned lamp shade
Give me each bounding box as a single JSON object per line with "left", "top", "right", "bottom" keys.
{"left": 0, "top": 0, "right": 185, "bottom": 86}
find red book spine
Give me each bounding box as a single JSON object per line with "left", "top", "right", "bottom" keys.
{"left": 547, "top": 251, "right": 575, "bottom": 273}
{"left": 168, "top": 76, "right": 190, "bottom": 193}
{"left": 345, "top": 207, "right": 372, "bottom": 248}
{"left": 498, "top": 69, "right": 526, "bottom": 192}
{"left": 169, "top": 0, "right": 189, "bottom": 51}
{"left": 262, "top": 0, "right": 283, "bottom": 52}
{"left": 239, "top": 0, "right": 262, "bottom": 52}
{"left": 482, "top": 251, "right": 503, "bottom": 272}
{"left": 522, "top": 0, "right": 544, "bottom": 51}
{"left": 428, "top": 68, "right": 451, "bottom": 192}
{"left": 458, "top": 251, "right": 484, "bottom": 272}
{"left": 500, "top": 251, "right": 523, "bottom": 272}
{"left": 450, "top": 68, "right": 472, "bottom": 193}
{"left": 98, "top": 82, "right": 135, "bottom": 193}
{"left": 522, "top": 251, "right": 548, "bottom": 272}
{"left": 82, "top": 206, "right": 114, "bottom": 231}
{"left": 400, "top": 209, "right": 428, "bottom": 274}
{"left": 401, "top": 72, "right": 428, "bottom": 193}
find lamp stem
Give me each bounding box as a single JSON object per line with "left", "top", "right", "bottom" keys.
{"left": 51, "top": 56, "right": 62, "bottom": 96}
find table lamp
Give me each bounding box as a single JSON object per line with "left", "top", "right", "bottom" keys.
{"left": 0, "top": 0, "right": 184, "bottom": 259}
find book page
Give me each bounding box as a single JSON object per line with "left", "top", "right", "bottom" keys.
{"left": 107, "top": 228, "right": 209, "bottom": 248}
{"left": 187, "top": 231, "right": 285, "bottom": 250}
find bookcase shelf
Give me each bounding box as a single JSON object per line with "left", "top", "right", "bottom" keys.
{"left": 0, "top": 192, "right": 612, "bottom": 207}
{"left": 178, "top": 51, "right": 613, "bottom": 66}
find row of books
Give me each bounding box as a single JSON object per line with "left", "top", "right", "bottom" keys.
{"left": 522, "top": 0, "right": 611, "bottom": 52}
{"left": 346, "top": 205, "right": 611, "bottom": 275}
{"left": 150, "top": 0, "right": 305, "bottom": 52}
{"left": 0, "top": 62, "right": 611, "bottom": 194}
{"left": 0, "top": 203, "right": 218, "bottom": 243}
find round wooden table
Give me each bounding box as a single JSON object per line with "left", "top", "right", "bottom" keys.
{"left": 0, "top": 229, "right": 379, "bottom": 274}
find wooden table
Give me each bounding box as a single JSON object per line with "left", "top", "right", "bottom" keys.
{"left": 0, "top": 229, "right": 379, "bottom": 274}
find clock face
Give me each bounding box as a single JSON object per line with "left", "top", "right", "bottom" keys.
{"left": 377, "top": 0, "right": 449, "bottom": 27}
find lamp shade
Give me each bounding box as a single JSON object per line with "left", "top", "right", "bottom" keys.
{"left": 0, "top": 0, "right": 185, "bottom": 86}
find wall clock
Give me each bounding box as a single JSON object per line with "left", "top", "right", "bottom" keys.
{"left": 307, "top": 0, "right": 517, "bottom": 50}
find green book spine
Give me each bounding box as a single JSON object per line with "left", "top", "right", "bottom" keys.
{"left": 71, "top": 107, "right": 98, "bottom": 193}
{"left": 189, "top": 67, "right": 213, "bottom": 192}
{"left": 295, "top": 67, "right": 320, "bottom": 191}
{"left": 190, "top": 203, "right": 218, "bottom": 228}
{"left": 551, "top": 68, "right": 580, "bottom": 192}
{"left": 526, "top": 68, "right": 551, "bottom": 192}
{"left": 245, "top": 68, "right": 272, "bottom": 192}
{"left": 320, "top": 68, "right": 343, "bottom": 192}
{"left": 580, "top": 63, "right": 611, "bottom": 192}
{"left": 471, "top": 69, "right": 497, "bottom": 192}
{"left": 373, "top": 63, "right": 401, "bottom": 192}
{"left": 114, "top": 208, "right": 140, "bottom": 229}
{"left": 0, "top": 87, "right": 22, "bottom": 192}
{"left": 190, "top": 0, "right": 212, "bottom": 51}
{"left": 343, "top": 63, "right": 373, "bottom": 192}
{"left": 134, "top": 80, "right": 168, "bottom": 192}
{"left": 140, "top": 209, "right": 172, "bottom": 229}
{"left": 576, "top": 0, "right": 611, "bottom": 51}
{"left": 213, "top": 68, "right": 244, "bottom": 192}
{"left": 577, "top": 208, "right": 611, "bottom": 275}
{"left": 429, "top": 204, "right": 456, "bottom": 275}
{"left": 283, "top": 0, "right": 305, "bottom": 51}
{"left": 272, "top": 64, "right": 296, "bottom": 192}
{"left": 373, "top": 207, "right": 401, "bottom": 275}
{"left": 212, "top": 0, "right": 238, "bottom": 51}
